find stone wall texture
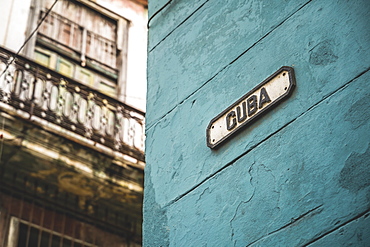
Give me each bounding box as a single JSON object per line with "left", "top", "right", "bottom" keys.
{"left": 144, "top": 0, "right": 370, "bottom": 246}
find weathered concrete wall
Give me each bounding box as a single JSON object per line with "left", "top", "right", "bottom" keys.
{"left": 144, "top": 0, "right": 370, "bottom": 246}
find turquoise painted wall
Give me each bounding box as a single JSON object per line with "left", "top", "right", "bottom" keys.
{"left": 144, "top": 0, "right": 370, "bottom": 246}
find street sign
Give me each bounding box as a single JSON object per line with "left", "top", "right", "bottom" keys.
{"left": 207, "top": 66, "right": 296, "bottom": 149}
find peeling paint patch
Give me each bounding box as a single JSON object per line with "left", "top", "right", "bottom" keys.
{"left": 143, "top": 164, "right": 169, "bottom": 247}
{"left": 309, "top": 40, "right": 338, "bottom": 66}
{"left": 339, "top": 145, "right": 370, "bottom": 192}
{"left": 344, "top": 94, "right": 370, "bottom": 129}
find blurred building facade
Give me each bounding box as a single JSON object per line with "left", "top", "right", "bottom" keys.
{"left": 0, "top": 0, "right": 147, "bottom": 246}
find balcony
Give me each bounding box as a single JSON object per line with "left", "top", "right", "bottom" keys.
{"left": 0, "top": 46, "right": 145, "bottom": 163}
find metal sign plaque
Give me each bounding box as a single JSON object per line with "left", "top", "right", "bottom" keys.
{"left": 207, "top": 66, "right": 296, "bottom": 149}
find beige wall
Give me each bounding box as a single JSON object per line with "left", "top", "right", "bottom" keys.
{"left": 97, "top": 0, "right": 148, "bottom": 112}
{"left": 0, "top": 0, "right": 32, "bottom": 52}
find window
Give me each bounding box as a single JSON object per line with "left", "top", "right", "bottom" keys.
{"left": 7, "top": 218, "right": 98, "bottom": 247}
{"left": 34, "top": 49, "right": 51, "bottom": 67}
{"left": 56, "top": 57, "right": 75, "bottom": 77}
{"left": 34, "top": 0, "right": 128, "bottom": 97}
{"left": 0, "top": 193, "right": 133, "bottom": 247}
{"left": 76, "top": 67, "right": 94, "bottom": 85}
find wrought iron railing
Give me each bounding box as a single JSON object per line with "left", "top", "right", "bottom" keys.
{"left": 0, "top": 46, "right": 145, "bottom": 161}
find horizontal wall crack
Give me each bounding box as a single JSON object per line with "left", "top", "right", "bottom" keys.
{"left": 246, "top": 204, "right": 324, "bottom": 246}
{"left": 146, "top": 0, "right": 313, "bottom": 131}
{"left": 303, "top": 208, "right": 370, "bottom": 246}
{"left": 162, "top": 68, "right": 370, "bottom": 210}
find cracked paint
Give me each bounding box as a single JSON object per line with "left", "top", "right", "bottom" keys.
{"left": 231, "top": 163, "right": 279, "bottom": 246}
{"left": 144, "top": 0, "right": 370, "bottom": 246}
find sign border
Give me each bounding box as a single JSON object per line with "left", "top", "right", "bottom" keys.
{"left": 206, "top": 66, "right": 296, "bottom": 149}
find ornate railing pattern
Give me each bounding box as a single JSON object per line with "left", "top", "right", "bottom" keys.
{"left": 0, "top": 47, "right": 144, "bottom": 161}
